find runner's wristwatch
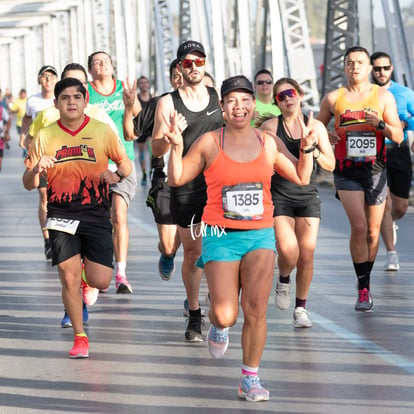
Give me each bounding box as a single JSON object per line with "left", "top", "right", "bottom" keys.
{"left": 377, "top": 120, "right": 385, "bottom": 130}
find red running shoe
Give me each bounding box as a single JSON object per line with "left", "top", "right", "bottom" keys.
{"left": 69, "top": 335, "right": 89, "bottom": 359}
{"left": 81, "top": 274, "right": 99, "bottom": 306}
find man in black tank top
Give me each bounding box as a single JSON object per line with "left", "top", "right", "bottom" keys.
{"left": 152, "top": 40, "right": 223, "bottom": 342}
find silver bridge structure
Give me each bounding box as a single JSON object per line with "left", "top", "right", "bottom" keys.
{"left": 0, "top": 0, "right": 410, "bottom": 104}
{"left": 322, "top": 0, "right": 413, "bottom": 95}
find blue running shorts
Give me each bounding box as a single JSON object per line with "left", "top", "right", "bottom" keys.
{"left": 201, "top": 225, "right": 276, "bottom": 264}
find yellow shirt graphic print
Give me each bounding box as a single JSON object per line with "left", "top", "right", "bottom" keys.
{"left": 26, "top": 116, "right": 127, "bottom": 221}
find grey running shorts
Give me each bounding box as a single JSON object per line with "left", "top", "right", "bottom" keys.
{"left": 334, "top": 170, "right": 387, "bottom": 206}
{"left": 109, "top": 162, "right": 137, "bottom": 207}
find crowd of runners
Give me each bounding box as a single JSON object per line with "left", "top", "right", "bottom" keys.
{"left": 0, "top": 40, "right": 410, "bottom": 403}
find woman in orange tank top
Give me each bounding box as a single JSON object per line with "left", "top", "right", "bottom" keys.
{"left": 164, "top": 75, "right": 316, "bottom": 402}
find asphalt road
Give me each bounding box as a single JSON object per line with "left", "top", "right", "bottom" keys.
{"left": 0, "top": 139, "right": 413, "bottom": 414}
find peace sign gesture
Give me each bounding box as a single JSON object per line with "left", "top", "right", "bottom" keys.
{"left": 122, "top": 76, "right": 138, "bottom": 110}
{"left": 298, "top": 111, "right": 316, "bottom": 150}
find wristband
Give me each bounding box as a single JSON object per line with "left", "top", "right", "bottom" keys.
{"left": 115, "top": 170, "right": 124, "bottom": 181}
{"left": 300, "top": 143, "right": 316, "bottom": 154}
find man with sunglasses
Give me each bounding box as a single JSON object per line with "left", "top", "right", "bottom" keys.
{"left": 317, "top": 46, "right": 403, "bottom": 312}
{"left": 152, "top": 40, "right": 223, "bottom": 342}
{"left": 251, "top": 69, "right": 281, "bottom": 126}
{"left": 370, "top": 51, "right": 414, "bottom": 272}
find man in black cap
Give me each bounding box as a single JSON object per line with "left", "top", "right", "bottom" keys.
{"left": 152, "top": 40, "right": 223, "bottom": 342}
{"left": 20, "top": 64, "right": 58, "bottom": 260}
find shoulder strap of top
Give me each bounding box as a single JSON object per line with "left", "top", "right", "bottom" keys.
{"left": 253, "top": 128, "right": 265, "bottom": 147}
{"left": 219, "top": 127, "right": 225, "bottom": 149}
{"left": 276, "top": 114, "right": 283, "bottom": 136}
{"left": 170, "top": 89, "right": 180, "bottom": 107}
{"left": 207, "top": 86, "right": 219, "bottom": 99}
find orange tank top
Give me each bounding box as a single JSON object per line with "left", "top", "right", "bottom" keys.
{"left": 202, "top": 128, "right": 274, "bottom": 230}
{"left": 334, "top": 85, "right": 385, "bottom": 168}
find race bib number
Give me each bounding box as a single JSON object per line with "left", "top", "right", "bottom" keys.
{"left": 45, "top": 217, "right": 80, "bottom": 235}
{"left": 346, "top": 131, "right": 377, "bottom": 158}
{"left": 222, "top": 182, "right": 264, "bottom": 221}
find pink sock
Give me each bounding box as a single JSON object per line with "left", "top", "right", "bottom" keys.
{"left": 242, "top": 365, "right": 258, "bottom": 376}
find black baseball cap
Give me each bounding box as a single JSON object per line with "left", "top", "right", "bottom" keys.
{"left": 38, "top": 65, "right": 58, "bottom": 77}
{"left": 220, "top": 75, "right": 254, "bottom": 98}
{"left": 177, "top": 40, "right": 206, "bottom": 62}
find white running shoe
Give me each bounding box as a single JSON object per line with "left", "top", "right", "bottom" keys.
{"left": 275, "top": 280, "right": 290, "bottom": 310}
{"left": 207, "top": 325, "right": 229, "bottom": 359}
{"left": 293, "top": 307, "right": 312, "bottom": 328}
{"left": 384, "top": 251, "right": 399, "bottom": 271}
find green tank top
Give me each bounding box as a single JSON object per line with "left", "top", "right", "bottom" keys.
{"left": 88, "top": 79, "right": 134, "bottom": 161}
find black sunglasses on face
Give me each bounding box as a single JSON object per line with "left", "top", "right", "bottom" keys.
{"left": 373, "top": 65, "right": 392, "bottom": 72}
{"left": 256, "top": 80, "right": 273, "bottom": 86}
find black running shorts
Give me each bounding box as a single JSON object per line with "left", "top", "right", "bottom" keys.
{"left": 146, "top": 178, "right": 175, "bottom": 225}
{"left": 169, "top": 190, "right": 207, "bottom": 228}
{"left": 386, "top": 143, "right": 412, "bottom": 199}
{"left": 49, "top": 220, "right": 113, "bottom": 268}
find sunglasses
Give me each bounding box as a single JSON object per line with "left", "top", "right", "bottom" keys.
{"left": 276, "top": 88, "right": 298, "bottom": 102}
{"left": 373, "top": 65, "right": 392, "bottom": 72}
{"left": 40, "top": 75, "right": 56, "bottom": 81}
{"left": 181, "top": 58, "right": 206, "bottom": 69}
{"left": 256, "top": 80, "right": 273, "bottom": 85}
